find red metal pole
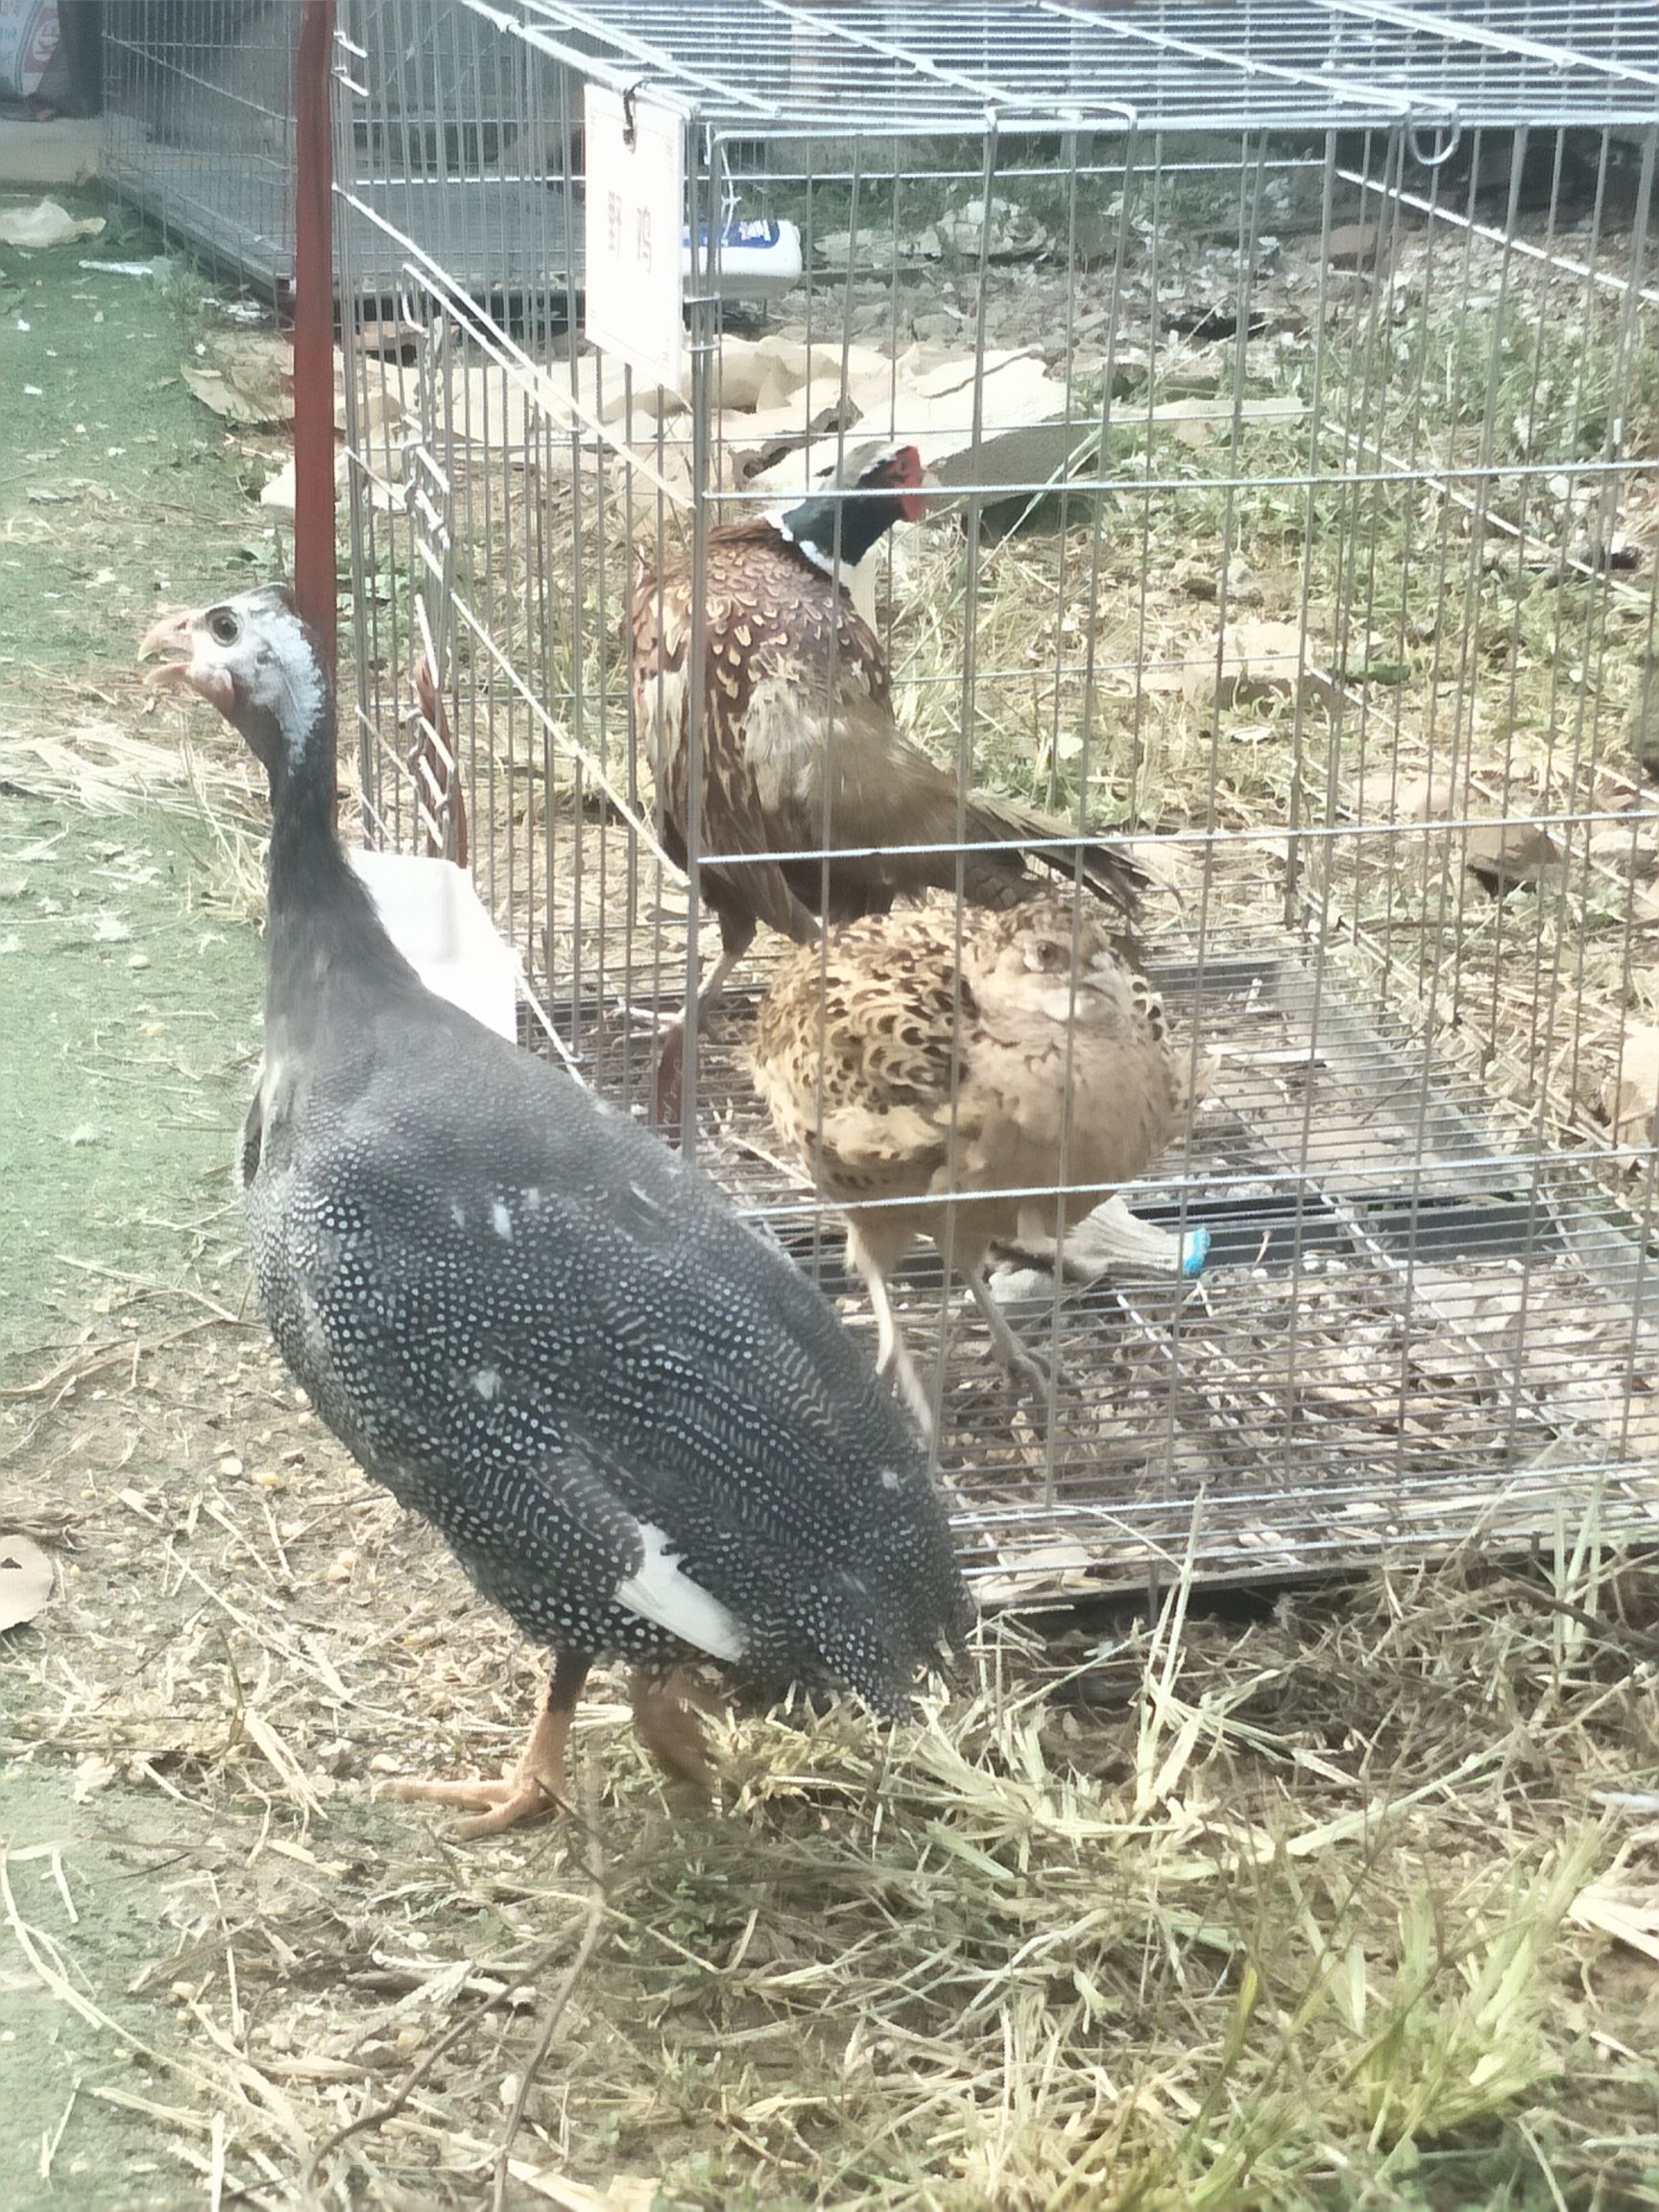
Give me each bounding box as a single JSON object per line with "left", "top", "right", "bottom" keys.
{"left": 293, "top": 0, "right": 337, "bottom": 675}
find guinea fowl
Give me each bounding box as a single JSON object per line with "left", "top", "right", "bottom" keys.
{"left": 752, "top": 897, "right": 1208, "bottom": 1437}
{"left": 139, "top": 584, "right": 968, "bottom": 1837}
{"left": 631, "top": 440, "right": 1145, "bottom": 1119}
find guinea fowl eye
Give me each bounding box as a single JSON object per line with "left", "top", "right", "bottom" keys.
{"left": 208, "top": 608, "right": 240, "bottom": 646}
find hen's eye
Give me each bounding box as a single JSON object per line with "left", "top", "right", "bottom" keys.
{"left": 208, "top": 608, "right": 240, "bottom": 646}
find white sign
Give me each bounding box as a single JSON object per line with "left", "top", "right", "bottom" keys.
{"left": 583, "top": 84, "right": 685, "bottom": 389}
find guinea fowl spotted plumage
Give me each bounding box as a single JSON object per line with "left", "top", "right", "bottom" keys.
{"left": 139, "top": 584, "right": 968, "bottom": 1836}
{"left": 752, "top": 897, "right": 1209, "bottom": 1437}
{"left": 631, "top": 440, "right": 1145, "bottom": 1118}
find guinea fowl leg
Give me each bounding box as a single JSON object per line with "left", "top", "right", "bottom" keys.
{"left": 388, "top": 1651, "right": 590, "bottom": 1839}
{"left": 629, "top": 1668, "right": 719, "bottom": 1795}
{"left": 653, "top": 910, "right": 756, "bottom": 1130}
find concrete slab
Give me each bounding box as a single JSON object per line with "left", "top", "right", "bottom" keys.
{"left": 0, "top": 117, "right": 101, "bottom": 190}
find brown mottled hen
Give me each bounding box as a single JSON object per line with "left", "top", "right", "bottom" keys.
{"left": 752, "top": 896, "right": 1206, "bottom": 1436}
{"left": 631, "top": 441, "right": 1144, "bottom": 1118}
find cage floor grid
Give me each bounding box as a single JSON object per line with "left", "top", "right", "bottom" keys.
{"left": 545, "top": 944, "right": 1659, "bottom": 1606}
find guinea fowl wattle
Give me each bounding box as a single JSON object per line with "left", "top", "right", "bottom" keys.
{"left": 139, "top": 584, "right": 969, "bottom": 1837}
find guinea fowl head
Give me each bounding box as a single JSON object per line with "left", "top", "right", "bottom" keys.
{"left": 773, "top": 441, "right": 929, "bottom": 575}
{"left": 140, "top": 584, "right": 329, "bottom": 793}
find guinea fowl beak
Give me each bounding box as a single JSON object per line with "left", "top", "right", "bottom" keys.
{"left": 138, "top": 608, "right": 233, "bottom": 714}
{"left": 138, "top": 607, "right": 194, "bottom": 674}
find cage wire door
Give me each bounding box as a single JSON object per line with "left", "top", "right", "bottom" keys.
{"left": 334, "top": 0, "right": 1659, "bottom": 1607}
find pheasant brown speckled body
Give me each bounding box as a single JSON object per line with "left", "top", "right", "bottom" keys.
{"left": 753, "top": 897, "right": 1206, "bottom": 1433}
{"left": 635, "top": 515, "right": 903, "bottom": 949}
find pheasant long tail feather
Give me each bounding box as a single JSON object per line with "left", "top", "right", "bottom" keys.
{"left": 962, "top": 794, "right": 1145, "bottom": 919}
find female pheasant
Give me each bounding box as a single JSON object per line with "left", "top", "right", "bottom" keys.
{"left": 753, "top": 896, "right": 1207, "bottom": 1436}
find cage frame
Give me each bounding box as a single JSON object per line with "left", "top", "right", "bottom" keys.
{"left": 316, "top": 0, "right": 1659, "bottom": 1607}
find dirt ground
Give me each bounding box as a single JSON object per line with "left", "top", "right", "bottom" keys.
{"left": 5, "top": 185, "right": 1659, "bottom": 2212}
{"left": 1, "top": 187, "right": 268, "bottom": 2207}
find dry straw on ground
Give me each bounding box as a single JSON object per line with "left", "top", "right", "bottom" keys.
{"left": 6, "top": 1333, "right": 1659, "bottom": 2212}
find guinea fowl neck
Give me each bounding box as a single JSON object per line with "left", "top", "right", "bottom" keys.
{"left": 260, "top": 679, "right": 414, "bottom": 1032}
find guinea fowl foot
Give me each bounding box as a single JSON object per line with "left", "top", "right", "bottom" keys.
{"left": 388, "top": 1767, "right": 568, "bottom": 1839}
{"left": 386, "top": 1659, "right": 585, "bottom": 1839}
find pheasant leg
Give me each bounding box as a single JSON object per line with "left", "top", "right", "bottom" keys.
{"left": 651, "top": 1020, "right": 687, "bottom": 1131}
{"left": 965, "top": 1264, "right": 1066, "bottom": 1419}
{"left": 858, "top": 1250, "right": 935, "bottom": 1442}
{"left": 651, "top": 913, "right": 757, "bottom": 1130}
{"left": 388, "top": 1652, "right": 590, "bottom": 1839}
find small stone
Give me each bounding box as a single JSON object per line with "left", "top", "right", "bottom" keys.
{"left": 1325, "top": 221, "right": 1389, "bottom": 272}
{"left": 1464, "top": 821, "right": 1563, "bottom": 894}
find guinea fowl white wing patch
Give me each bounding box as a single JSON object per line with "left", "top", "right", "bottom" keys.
{"left": 615, "top": 1522, "right": 748, "bottom": 1661}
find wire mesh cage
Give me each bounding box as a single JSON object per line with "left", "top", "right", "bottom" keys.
{"left": 333, "top": 0, "right": 1659, "bottom": 1607}
{"left": 103, "top": 0, "right": 577, "bottom": 298}
{"left": 104, "top": 1, "right": 298, "bottom": 286}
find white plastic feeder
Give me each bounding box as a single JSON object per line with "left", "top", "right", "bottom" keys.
{"left": 349, "top": 850, "right": 521, "bottom": 1044}
{"left": 682, "top": 216, "right": 804, "bottom": 301}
